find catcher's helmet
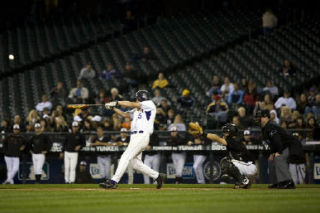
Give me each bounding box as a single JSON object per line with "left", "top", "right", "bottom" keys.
{"left": 222, "top": 123, "right": 238, "bottom": 137}
{"left": 136, "top": 90, "right": 150, "bottom": 102}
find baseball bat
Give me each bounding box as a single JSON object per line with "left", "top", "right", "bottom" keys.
{"left": 67, "top": 104, "right": 104, "bottom": 109}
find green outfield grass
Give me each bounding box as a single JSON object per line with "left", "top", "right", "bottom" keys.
{"left": 0, "top": 184, "right": 319, "bottom": 213}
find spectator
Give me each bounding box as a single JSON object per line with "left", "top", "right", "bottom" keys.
{"left": 101, "top": 64, "right": 120, "bottom": 80}
{"left": 297, "top": 93, "right": 310, "bottom": 114}
{"left": 220, "top": 77, "right": 234, "bottom": 101}
{"left": 78, "top": 63, "right": 96, "bottom": 80}
{"left": 227, "top": 83, "right": 244, "bottom": 108}
{"left": 288, "top": 110, "right": 301, "bottom": 129}
{"left": 152, "top": 89, "right": 166, "bottom": 106}
{"left": 206, "top": 75, "right": 221, "bottom": 97}
{"left": 26, "top": 110, "right": 40, "bottom": 127}
{"left": 243, "top": 81, "right": 257, "bottom": 113}
{"left": 50, "top": 81, "right": 66, "bottom": 106}
{"left": 238, "top": 107, "right": 253, "bottom": 129}
{"left": 103, "top": 119, "right": 113, "bottom": 131}
{"left": 232, "top": 115, "right": 243, "bottom": 130}
{"left": 206, "top": 93, "right": 228, "bottom": 124}
{"left": 110, "top": 88, "right": 123, "bottom": 102}
{"left": 112, "top": 114, "right": 121, "bottom": 131}
{"left": 123, "top": 63, "right": 138, "bottom": 87}
{"left": 280, "top": 106, "right": 292, "bottom": 124}
{"left": 307, "top": 91, "right": 320, "bottom": 117}
{"left": 274, "top": 90, "right": 297, "bottom": 110}
{"left": 262, "top": 9, "right": 278, "bottom": 35}
{"left": 141, "top": 46, "right": 155, "bottom": 62}
{"left": 166, "top": 109, "right": 175, "bottom": 127}
{"left": 152, "top": 72, "right": 168, "bottom": 89}
{"left": 0, "top": 119, "right": 11, "bottom": 139}
{"left": 306, "top": 117, "right": 319, "bottom": 140}
{"left": 38, "top": 119, "right": 49, "bottom": 132}
{"left": 52, "top": 113, "right": 68, "bottom": 132}
{"left": 121, "top": 117, "right": 131, "bottom": 130}
{"left": 36, "top": 95, "right": 52, "bottom": 112}
{"left": 254, "top": 93, "right": 274, "bottom": 116}
{"left": 76, "top": 161, "right": 93, "bottom": 184}
{"left": 178, "top": 89, "right": 194, "bottom": 108}
{"left": 83, "top": 119, "right": 94, "bottom": 132}
{"left": 280, "top": 59, "right": 295, "bottom": 77}
{"left": 13, "top": 115, "right": 25, "bottom": 132}
{"left": 239, "top": 78, "right": 248, "bottom": 91}
{"left": 122, "top": 10, "right": 136, "bottom": 33}
{"left": 307, "top": 87, "right": 317, "bottom": 106}
{"left": 95, "top": 89, "right": 109, "bottom": 105}
{"left": 168, "top": 114, "right": 186, "bottom": 131}
{"left": 159, "top": 99, "right": 171, "bottom": 116}
{"left": 68, "top": 81, "right": 89, "bottom": 104}
{"left": 270, "top": 109, "right": 280, "bottom": 124}
{"left": 263, "top": 81, "right": 279, "bottom": 98}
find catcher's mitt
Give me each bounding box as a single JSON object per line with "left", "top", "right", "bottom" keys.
{"left": 188, "top": 122, "right": 203, "bottom": 136}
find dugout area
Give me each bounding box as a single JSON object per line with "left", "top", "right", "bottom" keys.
{"left": 0, "top": 184, "right": 319, "bottom": 213}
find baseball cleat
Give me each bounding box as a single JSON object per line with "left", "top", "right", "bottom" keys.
{"left": 99, "top": 179, "right": 117, "bottom": 189}
{"left": 155, "top": 173, "right": 166, "bottom": 189}
{"left": 268, "top": 183, "right": 279, "bottom": 189}
{"left": 234, "top": 177, "right": 251, "bottom": 189}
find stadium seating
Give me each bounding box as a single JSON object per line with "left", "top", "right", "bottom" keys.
{"left": 0, "top": 10, "right": 261, "bottom": 119}
{"left": 150, "top": 19, "right": 320, "bottom": 123}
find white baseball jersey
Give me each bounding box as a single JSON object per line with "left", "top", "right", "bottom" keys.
{"left": 129, "top": 100, "right": 156, "bottom": 134}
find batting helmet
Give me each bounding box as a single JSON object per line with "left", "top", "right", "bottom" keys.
{"left": 222, "top": 123, "right": 238, "bottom": 137}
{"left": 136, "top": 90, "right": 150, "bottom": 102}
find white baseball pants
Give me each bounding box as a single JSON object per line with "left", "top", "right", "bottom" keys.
{"left": 143, "top": 153, "right": 161, "bottom": 184}
{"left": 172, "top": 152, "right": 186, "bottom": 177}
{"left": 232, "top": 159, "right": 257, "bottom": 177}
{"left": 64, "top": 151, "right": 78, "bottom": 183}
{"left": 32, "top": 153, "right": 45, "bottom": 175}
{"left": 193, "top": 155, "right": 207, "bottom": 184}
{"left": 4, "top": 156, "right": 20, "bottom": 184}
{"left": 97, "top": 155, "right": 111, "bottom": 179}
{"left": 112, "top": 133, "right": 159, "bottom": 183}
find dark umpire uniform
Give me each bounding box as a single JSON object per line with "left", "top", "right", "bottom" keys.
{"left": 3, "top": 124, "right": 26, "bottom": 184}
{"left": 29, "top": 123, "right": 51, "bottom": 183}
{"left": 259, "top": 110, "right": 305, "bottom": 189}
{"left": 143, "top": 133, "right": 161, "bottom": 184}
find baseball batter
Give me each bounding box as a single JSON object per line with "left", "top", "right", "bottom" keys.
{"left": 99, "top": 90, "right": 165, "bottom": 189}
{"left": 29, "top": 123, "right": 51, "bottom": 183}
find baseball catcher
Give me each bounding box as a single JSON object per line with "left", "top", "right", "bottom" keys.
{"left": 188, "top": 122, "right": 257, "bottom": 189}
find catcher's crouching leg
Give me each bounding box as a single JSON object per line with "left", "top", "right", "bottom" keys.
{"left": 220, "top": 158, "right": 250, "bottom": 189}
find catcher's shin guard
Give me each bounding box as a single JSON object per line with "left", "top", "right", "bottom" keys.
{"left": 220, "top": 157, "right": 247, "bottom": 185}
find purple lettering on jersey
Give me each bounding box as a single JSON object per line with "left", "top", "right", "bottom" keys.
{"left": 138, "top": 113, "right": 142, "bottom": 119}
{"left": 145, "top": 111, "right": 151, "bottom": 120}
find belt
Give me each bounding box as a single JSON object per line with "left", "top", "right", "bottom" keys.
{"left": 131, "top": 130, "right": 144, "bottom": 134}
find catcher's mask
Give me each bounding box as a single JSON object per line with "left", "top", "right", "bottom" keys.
{"left": 222, "top": 123, "right": 238, "bottom": 137}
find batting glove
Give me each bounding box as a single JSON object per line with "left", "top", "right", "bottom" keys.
{"left": 105, "top": 101, "right": 118, "bottom": 110}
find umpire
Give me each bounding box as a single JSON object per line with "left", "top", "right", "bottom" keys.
{"left": 258, "top": 110, "right": 305, "bottom": 189}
